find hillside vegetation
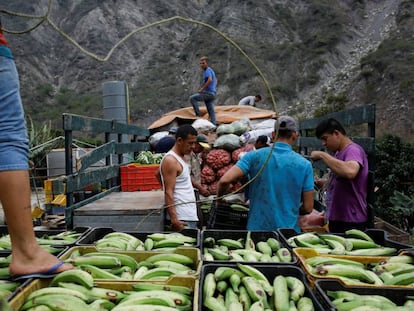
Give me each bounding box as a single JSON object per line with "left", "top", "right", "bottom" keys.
{"left": 1, "top": 0, "right": 412, "bottom": 140}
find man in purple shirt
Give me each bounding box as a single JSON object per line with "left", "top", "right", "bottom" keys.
{"left": 311, "top": 118, "right": 368, "bottom": 233}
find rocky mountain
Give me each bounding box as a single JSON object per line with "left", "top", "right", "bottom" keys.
{"left": 1, "top": 0, "right": 413, "bottom": 140}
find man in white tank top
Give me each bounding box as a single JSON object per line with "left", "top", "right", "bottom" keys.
{"left": 156, "top": 125, "right": 199, "bottom": 232}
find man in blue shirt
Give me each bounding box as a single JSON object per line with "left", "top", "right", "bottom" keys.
{"left": 189, "top": 56, "right": 217, "bottom": 125}
{"left": 217, "top": 116, "right": 314, "bottom": 231}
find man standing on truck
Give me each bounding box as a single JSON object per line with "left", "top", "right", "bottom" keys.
{"left": 156, "top": 125, "right": 199, "bottom": 232}
{"left": 217, "top": 116, "right": 314, "bottom": 232}
{"left": 311, "top": 118, "right": 368, "bottom": 233}
{"left": 189, "top": 56, "right": 217, "bottom": 125}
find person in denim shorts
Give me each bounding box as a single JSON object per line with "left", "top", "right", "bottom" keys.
{"left": 0, "top": 19, "right": 73, "bottom": 280}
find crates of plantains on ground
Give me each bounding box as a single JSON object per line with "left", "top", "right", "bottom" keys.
{"left": 59, "top": 245, "right": 201, "bottom": 281}
{"left": 207, "top": 201, "right": 249, "bottom": 230}
{"left": 277, "top": 228, "right": 412, "bottom": 256}
{"left": 201, "top": 229, "right": 296, "bottom": 264}
{"left": 76, "top": 227, "right": 200, "bottom": 250}
{"left": 8, "top": 273, "right": 198, "bottom": 311}
{"left": 199, "top": 263, "right": 325, "bottom": 311}
{"left": 315, "top": 279, "right": 414, "bottom": 310}
{"left": 0, "top": 226, "right": 91, "bottom": 252}
{"left": 294, "top": 247, "right": 414, "bottom": 288}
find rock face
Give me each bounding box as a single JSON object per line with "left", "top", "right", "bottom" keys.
{"left": 2, "top": 0, "right": 413, "bottom": 139}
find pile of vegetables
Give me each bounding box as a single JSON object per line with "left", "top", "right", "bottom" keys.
{"left": 134, "top": 151, "right": 164, "bottom": 164}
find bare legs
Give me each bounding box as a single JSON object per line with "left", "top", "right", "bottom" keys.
{"left": 0, "top": 170, "right": 72, "bottom": 276}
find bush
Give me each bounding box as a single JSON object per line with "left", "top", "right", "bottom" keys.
{"left": 375, "top": 134, "right": 414, "bottom": 231}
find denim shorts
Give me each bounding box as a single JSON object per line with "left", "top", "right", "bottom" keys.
{"left": 0, "top": 56, "right": 29, "bottom": 171}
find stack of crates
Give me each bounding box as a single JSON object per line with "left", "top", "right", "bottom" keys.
{"left": 120, "top": 163, "right": 162, "bottom": 191}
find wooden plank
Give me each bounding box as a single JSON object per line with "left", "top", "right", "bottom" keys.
{"left": 76, "top": 141, "right": 115, "bottom": 172}
{"left": 63, "top": 113, "right": 150, "bottom": 136}
{"left": 299, "top": 105, "right": 375, "bottom": 130}
{"left": 66, "top": 166, "right": 119, "bottom": 192}
{"left": 73, "top": 191, "right": 165, "bottom": 215}
{"left": 116, "top": 142, "right": 151, "bottom": 154}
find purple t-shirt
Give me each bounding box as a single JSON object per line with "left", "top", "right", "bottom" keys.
{"left": 328, "top": 142, "right": 368, "bottom": 223}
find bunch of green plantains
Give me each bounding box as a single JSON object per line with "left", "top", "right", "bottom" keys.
{"left": 63, "top": 250, "right": 197, "bottom": 281}
{"left": 203, "top": 263, "right": 316, "bottom": 311}
{"left": 326, "top": 290, "right": 414, "bottom": 311}
{"left": 305, "top": 252, "right": 414, "bottom": 286}
{"left": 17, "top": 269, "right": 194, "bottom": 311}
{"left": 203, "top": 231, "right": 293, "bottom": 262}
{"left": 287, "top": 229, "right": 399, "bottom": 256}
{"left": 93, "top": 232, "right": 197, "bottom": 251}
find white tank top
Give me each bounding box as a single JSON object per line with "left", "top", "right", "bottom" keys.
{"left": 161, "top": 150, "right": 198, "bottom": 221}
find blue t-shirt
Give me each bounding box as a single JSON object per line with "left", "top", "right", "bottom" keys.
{"left": 237, "top": 142, "right": 314, "bottom": 232}
{"left": 204, "top": 67, "right": 216, "bottom": 94}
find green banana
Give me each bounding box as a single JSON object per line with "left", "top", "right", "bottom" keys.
{"left": 241, "top": 276, "right": 267, "bottom": 304}
{"left": 315, "top": 264, "right": 377, "bottom": 284}
{"left": 95, "top": 238, "right": 129, "bottom": 250}
{"left": 385, "top": 255, "right": 414, "bottom": 264}
{"left": 345, "top": 247, "right": 397, "bottom": 256}
{"left": 83, "top": 252, "right": 138, "bottom": 271}
{"left": 111, "top": 305, "right": 178, "bottom": 311}
{"left": 228, "top": 251, "right": 244, "bottom": 261}
{"left": 217, "top": 238, "right": 244, "bottom": 249}
{"left": 138, "top": 267, "right": 178, "bottom": 280}
{"left": 153, "top": 238, "right": 187, "bottom": 249}
{"left": 79, "top": 264, "right": 121, "bottom": 280}
{"left": 245, "top": 231, "right": 255, "bottom": 250}
{"left": 66, "top": 255, "right": 122, "bottom": 268}
{"left": 216, "top": 280, "right": 228, "bottom": 294}
{"left": 144, "top": 238, "right": 154, "bottom": 251}
{"left": 238, "top": 285, "right": 252, "bottom": 310}
{"left": 346, "top": 238, "right": 379, "bottom": 249}
{"left": 26, "top": 287, "right": 89, "bottom": 302}
{"left": 152, "top": 260, "right": 192, "bottom": 271}
{"left": 203, "top": 272, "right": 216, "bottom": 298}
{"left": 318, "top": 234, "right": 353, "bottom": 251}
{"left": 124, "top": 290, "right": 190, "bottom": 307}
{"left": 384, "top": 271, "right": 414, "bottom": 286}
{"left": 345, "top": 229, "right": 374, "bottom": 242}
{"left": 285, "top": 276, "right": 305, "bottom": 302}
{"left": 237, "top": 263, "right": 273, "bottom": 296}
{"left": 227, "top": 300, "right": 244, "bottom": 311}
{"left": 203, "top": 237, "right": 216, "bottom": 248}
{"left": 203, "top": 296, "right": 226, "bottom": 311}
{"left": 21, "top": 294, "right": 89, "bottom": 311}
{"left": 132, "top": 283, "right": 193, "bottom": 295}
{"left": 133, "top": 266, "right": 149, "bottom": 279}
{"left": 276, "top": 248, "right": 292, "bottom": 263}
{"left": 88, "top": 298, "right": 116, "bottom": 310}
{"left": 229, "top": 273, "right": 241, "bottom": 293}
{"left": 296, "top": 296, "right": 314, "bottom": 311}
{"left": 305, "top": 256, "right": 365, "bottom": 268}
{"left": 0, "top": 280, "right": 19, "bottom": 292}
{"left": 249, "top": 301, "right": 265, "bottom": 311}
{"left": 256, "top": 241, "right": 273, "bottom": 256}
{"left": 225, "top": 287, "right": 239, "bottom": 310}
{"left": 207, "top": 248, "right": 231, "bottom": 260}
{"left": 214, "top": 266, "right": 245, "bottom": 281}
{"left": 273, "top": 275, "right": 289, "bottom": 311}
{"left": 145, "top": 253, "right": 193, "bottom": 265}
{"left": 324, "top": 239, "right": 346, "bottom": 254}
{"left": 49, "top": 269, "right": 94, "bottom": 289}
{"left": 115, "top": 296, "right": 177, "bottom": 308}
{"left": 266, "top": 237, "right": 281, "bottom": 251}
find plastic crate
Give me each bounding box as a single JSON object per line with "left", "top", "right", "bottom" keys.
{"left": 315, "top": 279, "right": 414, "bottom": 310}
{"left": 201, "top": 229, "right": 296, "bottom": 264}
{"left": 8, "top": 276, "right": 198, "bottom": 311}
{"left": 59, "top": 246, "right": 201, "bottom": 280}
{"left": 278, "top": 228, "right": 412, "bottom": 254}
{"left": 120, "top": 164, "right": 161, "bottom": 191}
{"left": 199, "top": 263, "right": 324, "bottom": 311}
{"left": 207, "top": 202, "right": 248, "bottom": 230}
{"left": 76, "top": 227, "right": 200, "bottom": 248}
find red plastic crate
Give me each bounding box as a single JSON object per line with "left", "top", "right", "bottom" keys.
{"left": 120, "top": 164, "right": 162, "bottom": 191}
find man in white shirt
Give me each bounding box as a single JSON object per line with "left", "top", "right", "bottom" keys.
{"left": 238, "top": 94, "right": 262, "bottom": 106}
